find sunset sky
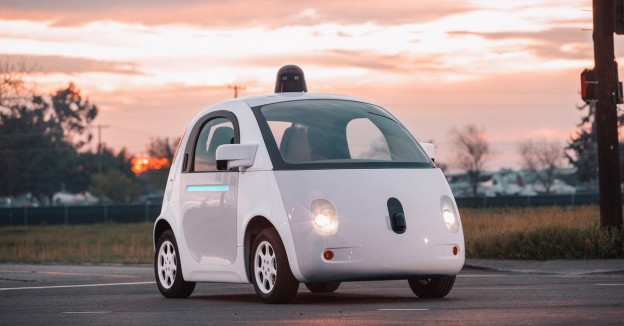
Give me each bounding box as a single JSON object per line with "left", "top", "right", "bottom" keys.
{"left": 1, "top": 0, "right": 620, "bottom": 171}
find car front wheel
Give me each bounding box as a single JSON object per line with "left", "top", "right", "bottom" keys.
{"left": 250, "top": 228, "right": 299, "bottom": 304}
{"left": 408, "top": 276, "right": 456, "bottom": 298}
{"left": 155, "top": 230, "right": 195, "bottom": 298}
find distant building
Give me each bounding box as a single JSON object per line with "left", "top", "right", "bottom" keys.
{"left": 447, "top": 169, "right": 576, "bottom": 197}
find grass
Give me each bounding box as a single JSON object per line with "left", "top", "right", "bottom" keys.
{"left": 0, "top": 206, "right": 622, "bottom": 264}
{"left": 0, "top": 223, "right": 153, "bottom": 264}
{"left": 462, "top": 206, "right": 624, "bottom": 259}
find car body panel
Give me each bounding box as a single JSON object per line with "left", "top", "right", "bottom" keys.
{"left": 154, "top": 92, "right": 464, "bottom": 284}
{"left": 275, "top": 168, "right": 464, "bottom": 282}
{"left": 179, "top": 170, "right": 238, "bottom": 266}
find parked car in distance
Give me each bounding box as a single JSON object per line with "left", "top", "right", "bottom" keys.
{"left": 153, "top": 65, "right": 464, "bottom": 303}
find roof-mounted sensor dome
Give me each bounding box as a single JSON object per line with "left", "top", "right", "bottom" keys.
{"left": 275, "top": 65, "right": 307, "bottom": 93}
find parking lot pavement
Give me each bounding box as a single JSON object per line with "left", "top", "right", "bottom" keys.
{"left": 465, "top": 259, "right": 624, "bottom": 275}
{"left": 0, "top": 264, "right": 154, "bottom": 289}
{"left": 2, "top": 259, "right": 622, "bottom": 289}
{"left": 1, "top": 262, "right": 623, "bottom": 325}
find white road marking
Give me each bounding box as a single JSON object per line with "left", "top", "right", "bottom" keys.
{"left": 456, "top": 286, "right": 546, "bottom": 290}
{"left": 0, "top": 269, "right": 140, "bottom": 278}
{"left": 595, "top": 284, "right": 624, "bottom": 286}
{"left": 378, "top": 309, "right": 430, "bottom": 311}
{"left": 63, "top": 311, "right": 112, "bottom": 314}
{"left": 39, "top": 271, "right": 140, "bottom": 278}
{"left": 0, "top": 281, "right": 155, "bottom": 291}
{"left": 458, "top": 274, "right": 508, "bottom": 277}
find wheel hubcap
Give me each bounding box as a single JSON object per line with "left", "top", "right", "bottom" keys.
{"left": 157, "top": 240, "right": 177, "bottom": 289}
{"left": 254, "top": 241, "right": 277, "bottom": 294}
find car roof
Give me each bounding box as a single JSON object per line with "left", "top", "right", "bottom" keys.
{"left": 240, "top": 92, "right": 370, "bottom": 108}
{"left": 187, "top": 91, "right": 398, "bottom": 131}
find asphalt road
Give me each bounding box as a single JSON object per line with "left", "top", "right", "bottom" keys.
{"left": 1, "top": 263, "right": 623, "bottom": 325}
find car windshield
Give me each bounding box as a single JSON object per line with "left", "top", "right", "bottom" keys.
{"left": 254, "top": 99, "right": 433, "bottom": 169}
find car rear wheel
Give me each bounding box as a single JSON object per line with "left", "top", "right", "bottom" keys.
{"left": 408, "top": 276, "right": 456, "bottom": 298}
{"left": 250, "top": 228, "right": 299, "bottom": 304}
{"left": 155, "top": 230, "right": 195, "bottom": 298}
{"left": 305, "top": 282, "right": 341, "bottom": 293}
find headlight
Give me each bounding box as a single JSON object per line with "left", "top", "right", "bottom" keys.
{"left": 310, "top": 199, "right": 339, "bottom": 235}
{"left": 440, "top": 195, "right": 460, "bottom": 233}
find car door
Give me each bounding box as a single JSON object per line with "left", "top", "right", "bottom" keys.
{"left": 178, "top": 111, "right": 239, "bottom": 266}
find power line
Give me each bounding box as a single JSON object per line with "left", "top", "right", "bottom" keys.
{"left": 0, "top": 148, "right": 74, "bottom": 154}
{"left": 111, "top": 126, "right": 162, "bottom": 137}
{"left": 0, "top": 131, "right": 64, "bottom": 138}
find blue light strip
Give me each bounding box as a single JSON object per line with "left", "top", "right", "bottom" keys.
{"left": 185, "top": 185, "right": 229, "bottom": 192}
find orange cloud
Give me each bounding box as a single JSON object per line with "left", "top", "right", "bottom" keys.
{"left": 0, "top": 0, "right": 474, "bottom": 27}
{"left": 0, "top": 54, "right": 143, "bottom": 75}
{"left": 450, "top": 28, "right": 594, "bottom": 60}
{"left": 0, "top": 0, "right": 600, "bottom": 171}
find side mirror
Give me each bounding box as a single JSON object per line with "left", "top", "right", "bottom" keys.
{"left": 421, "top": 143, "right": 435, "bottom": 162}
{"left": 216, "top": 144, "right": 258, "bottom": 171}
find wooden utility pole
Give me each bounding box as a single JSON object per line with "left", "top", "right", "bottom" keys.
{"left": 592, "top": 0, "right": 623, "bottom": 228}
{"left": 95, "top": 124, "right": 109, "bottom": 174}
{"left": 228, "top": 84, "right": 246, "bottom": 98}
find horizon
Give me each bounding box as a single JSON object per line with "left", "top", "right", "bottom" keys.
{"left": 1, "top": 0, "right": 619, "bottom": 172}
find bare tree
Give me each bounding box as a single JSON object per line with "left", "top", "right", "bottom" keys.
{"left": 0, "top": 58, "right": 30, "bottom": 108}
{"left": 451, "top": 125, "right": 492, "bottom": 196}
{"left": 147, "top": 137, "right": 182, "bottom": 162}
{"left": 519, "top": 139, "right": 563, "bottom": 194}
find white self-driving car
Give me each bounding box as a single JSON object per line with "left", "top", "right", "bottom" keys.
{"left": 154, "top": 66, "right": 464, "bottom": 304}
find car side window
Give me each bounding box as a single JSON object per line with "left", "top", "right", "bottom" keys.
{"left": 193, "top": 118, "right": 235, "bottom": 172}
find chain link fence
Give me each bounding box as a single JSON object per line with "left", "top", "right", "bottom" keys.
{"left": 0, "top": 204, "right": 161, "bottom": 227}
{"left": 0, "top": 193, "right": 604, "bottom": 227}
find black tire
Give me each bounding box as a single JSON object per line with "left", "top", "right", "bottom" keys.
{"left": 305, "top": 282, "right": 341, "bottom": 293}
{"left": 250, "top": 228, "right": 299, "bottom": 304}
{"left": 155, "top": 229, "right": 196, "bottom": 298}
{"left": 408, "top": 276, "right": 456, "bottom": 299}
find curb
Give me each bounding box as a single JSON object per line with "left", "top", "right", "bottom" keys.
{"left": 463, "top": 260, "right": 624, "bottom": 275}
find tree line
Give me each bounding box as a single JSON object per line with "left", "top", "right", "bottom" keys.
{"left": 1, "top": 58, "right": 615, "bottom": 203}
{"left": 0, "top": 60, "right": 176, "bottom": 205}
{"left": 447, "top": 101, "right": 621, "bottom": 197}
